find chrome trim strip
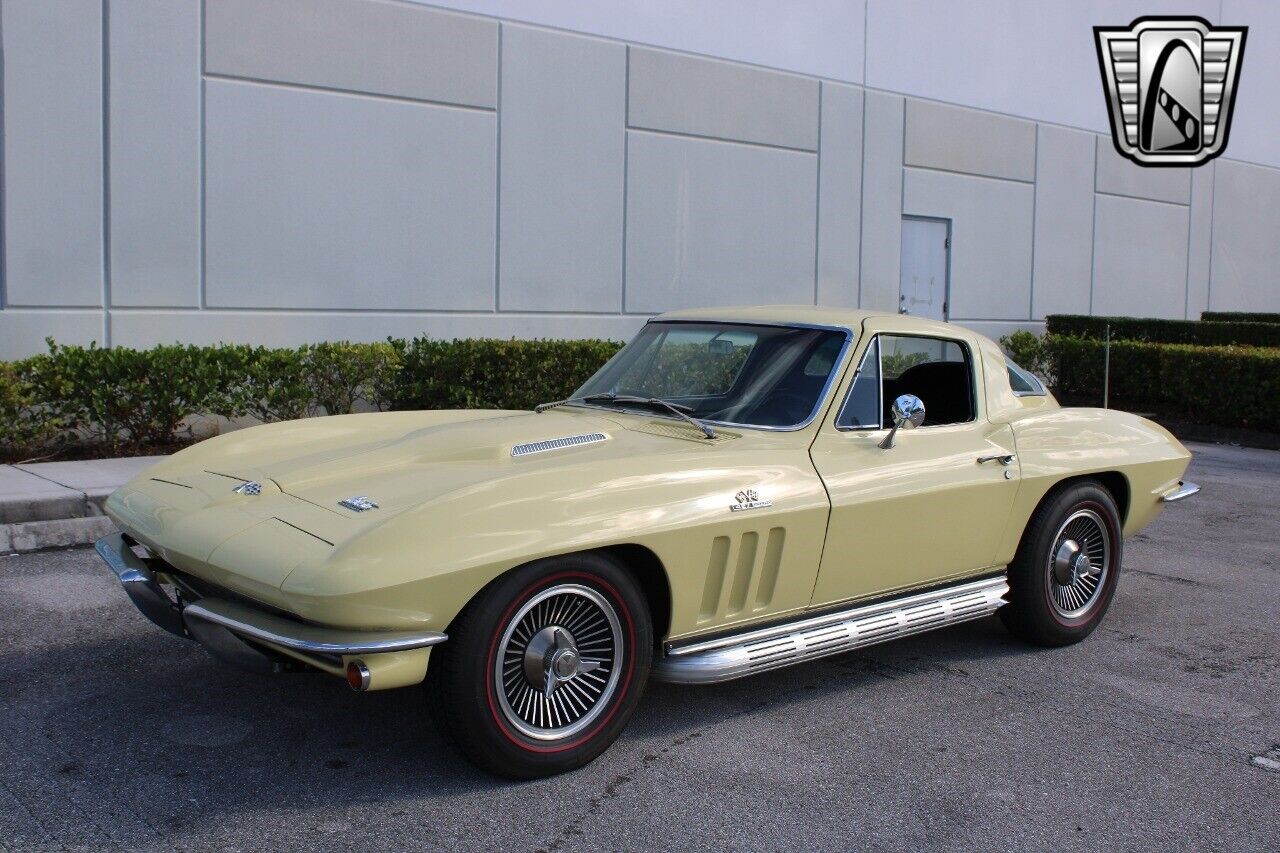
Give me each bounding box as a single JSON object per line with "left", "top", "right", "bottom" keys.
{"left": 1161, "top": 481, "right": 1201, "bottom": 502}
{"left": 181, "top": 599, "right": 448, "bottom": 656}
{"left": 563, "top": 320, "right": 854, "bottom": 433}
{"left": 652, "top": 575, "right": 1009, "bottom": 685}
{"left": 511, "top": 432, "right": 608, "bottom": 457}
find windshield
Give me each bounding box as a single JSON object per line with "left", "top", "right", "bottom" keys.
{"left": 572, "top": 322, "right": 849, "bottom": 429}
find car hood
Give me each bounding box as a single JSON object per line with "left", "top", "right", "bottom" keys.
{"left": 105, "top": 407, "right": 825, "bottom": 629}
{"left": 153, "top": 408, "right": 740, "bottom": 531}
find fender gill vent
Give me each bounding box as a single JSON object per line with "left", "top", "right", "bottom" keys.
{"left": 511, "top": 432, "right": 608, "bottom": 457}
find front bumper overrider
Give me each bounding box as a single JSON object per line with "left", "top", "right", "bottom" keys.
{"left": 95, "top": 533, "right": 447, "bottom": 689}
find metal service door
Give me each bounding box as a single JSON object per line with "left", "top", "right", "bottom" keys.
{"left": 899, "top": 217, "right": 950, "bottom": 320}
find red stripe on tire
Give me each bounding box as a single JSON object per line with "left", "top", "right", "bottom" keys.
{"left": 484, "top": 570, "right": 637, "bottom": 754}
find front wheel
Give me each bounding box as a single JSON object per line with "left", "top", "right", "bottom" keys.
{"left": 1000, "top": 480, "right": 1123, "bottom": 647}
{"left": 428, "top": 553, "right": 652, "bottom": 779}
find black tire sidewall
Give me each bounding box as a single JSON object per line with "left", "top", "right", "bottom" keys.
{"left": 430, "top": 552, "right": 652, "bottom": 779}
{"left": 1002, "top": 482, "right": 1123, "bottom": 646}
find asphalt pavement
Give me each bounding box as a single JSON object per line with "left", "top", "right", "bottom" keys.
{"left": 1, "top": 441, "right": 1277, "bottom": 852}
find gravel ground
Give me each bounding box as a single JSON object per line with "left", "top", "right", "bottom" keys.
{"left": 1, "top": 441, "right": 1277, "bottom": 852}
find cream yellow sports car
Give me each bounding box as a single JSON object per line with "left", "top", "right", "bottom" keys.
{"left": 98, "top": 306, "right": 1198, "bottom": 778}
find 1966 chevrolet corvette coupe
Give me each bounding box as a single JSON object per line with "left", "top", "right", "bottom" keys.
{"left": 98, "top": 306, "right": 1198, "bottom": 777}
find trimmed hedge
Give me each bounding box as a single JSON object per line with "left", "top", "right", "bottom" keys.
{"left": 1202, "top": 311, "right": 1280, "bottom": 325}
{"left": 1049, "top": 335, "right": 1280, "bottom": 430}
{"left": 1, "top": 337, "right": 623, "bottom": 459}
{"left": 390, "top": 338, "right": 622, "bottom": 411}
{"left": 7, "top": 329, "right": 1277, "bottom": 458}
{"left": 1045, "top": 314, "right": 1280, "bottom": 348}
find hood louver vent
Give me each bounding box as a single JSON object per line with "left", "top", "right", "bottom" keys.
{"left": 511, "top": 432, "right": 608, "bottom": 458}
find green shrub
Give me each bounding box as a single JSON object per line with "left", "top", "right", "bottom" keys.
{"left": 23, "top": 341, "right": 238, "bottom": 453}
{"left": 1046, "top": 314, "right": 1280, "bottom": 347}
{"left": 390, "top": 337, "right": 623, "bottom": 411}
{"left": 1201, "top": 311, "right": 1280, "bottom": 325}
{"left": 228, "top": 346, "right": 309, "bottom": 423}
{"left": 999, "top": 330, "right": 1054, "bottom": 384}
{"left": 9, "top": 328, "right": 1271, "bottom": 459}
{"left": 0, "top": 360, "right": 63, "bottom": 453}
{"left": 305, "top": 341, "right": 402, "bottom": 415}
{"left": 1049, "top": 335, "right": 1280, "bottom": 429}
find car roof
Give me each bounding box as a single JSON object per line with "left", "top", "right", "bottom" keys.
{"left": 652, "top": 305, "right": 965, "bottom": 338}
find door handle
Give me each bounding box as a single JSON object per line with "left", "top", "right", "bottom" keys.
{"left": 977, "top": 453, "right": 1016, "bottom": 466}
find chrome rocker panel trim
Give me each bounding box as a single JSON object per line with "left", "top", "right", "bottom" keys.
{"left": 1160, "top": 481, "right": 1201, "bottom": 502}
{"left": 95, "top": 534, "right": 447, "bottom": 671}
{"left": 652, "top": 575, "right": 1009, "bottom": 684}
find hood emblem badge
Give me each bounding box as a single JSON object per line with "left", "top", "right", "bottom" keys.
{"left": 233, "top": 481, "right": 262, "bottom": 496}
{"left": 339, "top": 496, "right": 379, "bottom": 512}
{"left": 730, "top": 489, "right": 772, "bottom": 512}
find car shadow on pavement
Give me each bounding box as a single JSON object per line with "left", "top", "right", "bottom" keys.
{"left": 4, "top": 611, "right": 1032, "bottom": 839}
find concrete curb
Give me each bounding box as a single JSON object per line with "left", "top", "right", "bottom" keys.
{"left": 1, "top": 456, "right": 162, "bottom": 554}
{"left": 1, "top": 516, "right": 118, "bottom": 555}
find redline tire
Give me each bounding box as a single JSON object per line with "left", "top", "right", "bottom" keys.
{"left": 1000, "top": 481, "right": 1124, "bottom": 647}
{"left": 427, "top": 553, "right": 652, "bottom": 779}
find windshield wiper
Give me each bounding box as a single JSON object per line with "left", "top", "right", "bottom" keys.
{"left": 534, "top": 392, "right": 618, "bottom": 413}
{"left": 535, "top": 393, "right": 717, "bottom": 440}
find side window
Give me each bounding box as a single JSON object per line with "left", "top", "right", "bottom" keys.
{"left": 835, "top": 338, "right": 880, "bottom": 428}
{"left": 837, "top": 335, "right": 975, "bottom": 429}
{"left": 1006, "top": 357, "right": 1046, "bottom": 396}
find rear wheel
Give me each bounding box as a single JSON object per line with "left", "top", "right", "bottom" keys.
{"left": 428, "top": 553, "right": 652, "bottom": 779}
{"left": 1000, "top": 480, "right": 1123, "bottom": 646}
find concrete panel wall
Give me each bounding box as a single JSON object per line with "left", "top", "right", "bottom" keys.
{"left": 110, "top": 310, "right": 646, "bottom": 350}
{"left": 1, "top": 0, "right": 103, "bottom": 307}
{"left": 904, "top": 100, "right": 1035, "bottom": 183}
{"left": 903, "top": 168, "right": 1034, "bottom": 321}
{"left": 1185, "top": 163, "right": 1215, "bottom": 319}
{"left": 1031, "top": 125, "right": 1095, "bottom": 320}
{"left": 429, "top": 0, "right": 867, "bottom": 84}
{"left": 1091, "top": 195, "right": 1190, "bottom": 319}
{"left": 203, "top": 79, "right": 496, "bottom": 310}
{"left": 864, "top": 0, "right": 1221, "bottom": 146}
{"left": 1208, "top": 160, "right": 1280, "bottom": 311}
{"left": 498, "top": 26, "right": 625, "bottom": 312}
{"left": 205, "top": 0, "right": 498, "bottom": 108}
{"left": 815, "top": 83, "right": 863, "bottom": 308}
{"left": 108, "top": 0, "right": 201, "bottom": 307}
{"left": 624, "top": 131, "right": 817, "bottom": 313}
{"left": 3, "top": 1, "right": 1280, "bottom": 359}
{"left": 1094, "top": 141, "right": 1192, "bottom": 205}
{"left": 0, "top": 311, "right": 102, "bottom": 354}
{"left": 627, "top": 48, "right": 819, "bottom": 151}
{"left": 858, "top": 92, "right": 904, "bottom": 313}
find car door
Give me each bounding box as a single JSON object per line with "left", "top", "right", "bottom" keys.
{"left": 808, "top": 323, "right": 1020, "bottom": 607}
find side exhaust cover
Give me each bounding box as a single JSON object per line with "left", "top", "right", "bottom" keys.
{"left": 653, "top": 575, "right": 1009, "bottom": 684}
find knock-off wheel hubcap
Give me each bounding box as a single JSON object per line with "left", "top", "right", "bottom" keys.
{"left": 523, "top": 626, "right": 602, "bottom": 697}
{"left": 1053, "top": 540, "right": 1094, "bottom": 586}
{"left": 1047, "top": 509, "right": 1111, "bottom": 618}
{"left": 495, "top": 584, "right": 623, "bottom": 741}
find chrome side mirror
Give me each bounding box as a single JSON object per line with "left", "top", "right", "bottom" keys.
{"left": 879, "top": 394, "right": 925, "bottom": 450}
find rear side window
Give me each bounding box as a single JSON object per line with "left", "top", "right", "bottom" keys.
{"left": 1006, "top": 357, "right": 1046, "bottom": 396}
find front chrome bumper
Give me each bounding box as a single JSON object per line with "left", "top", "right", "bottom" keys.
{"left": 1161, "top": 481, "right": 1201, "bottom": 502}
{"left": 95, "top": 533, "right": 447, "bottom": 673}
